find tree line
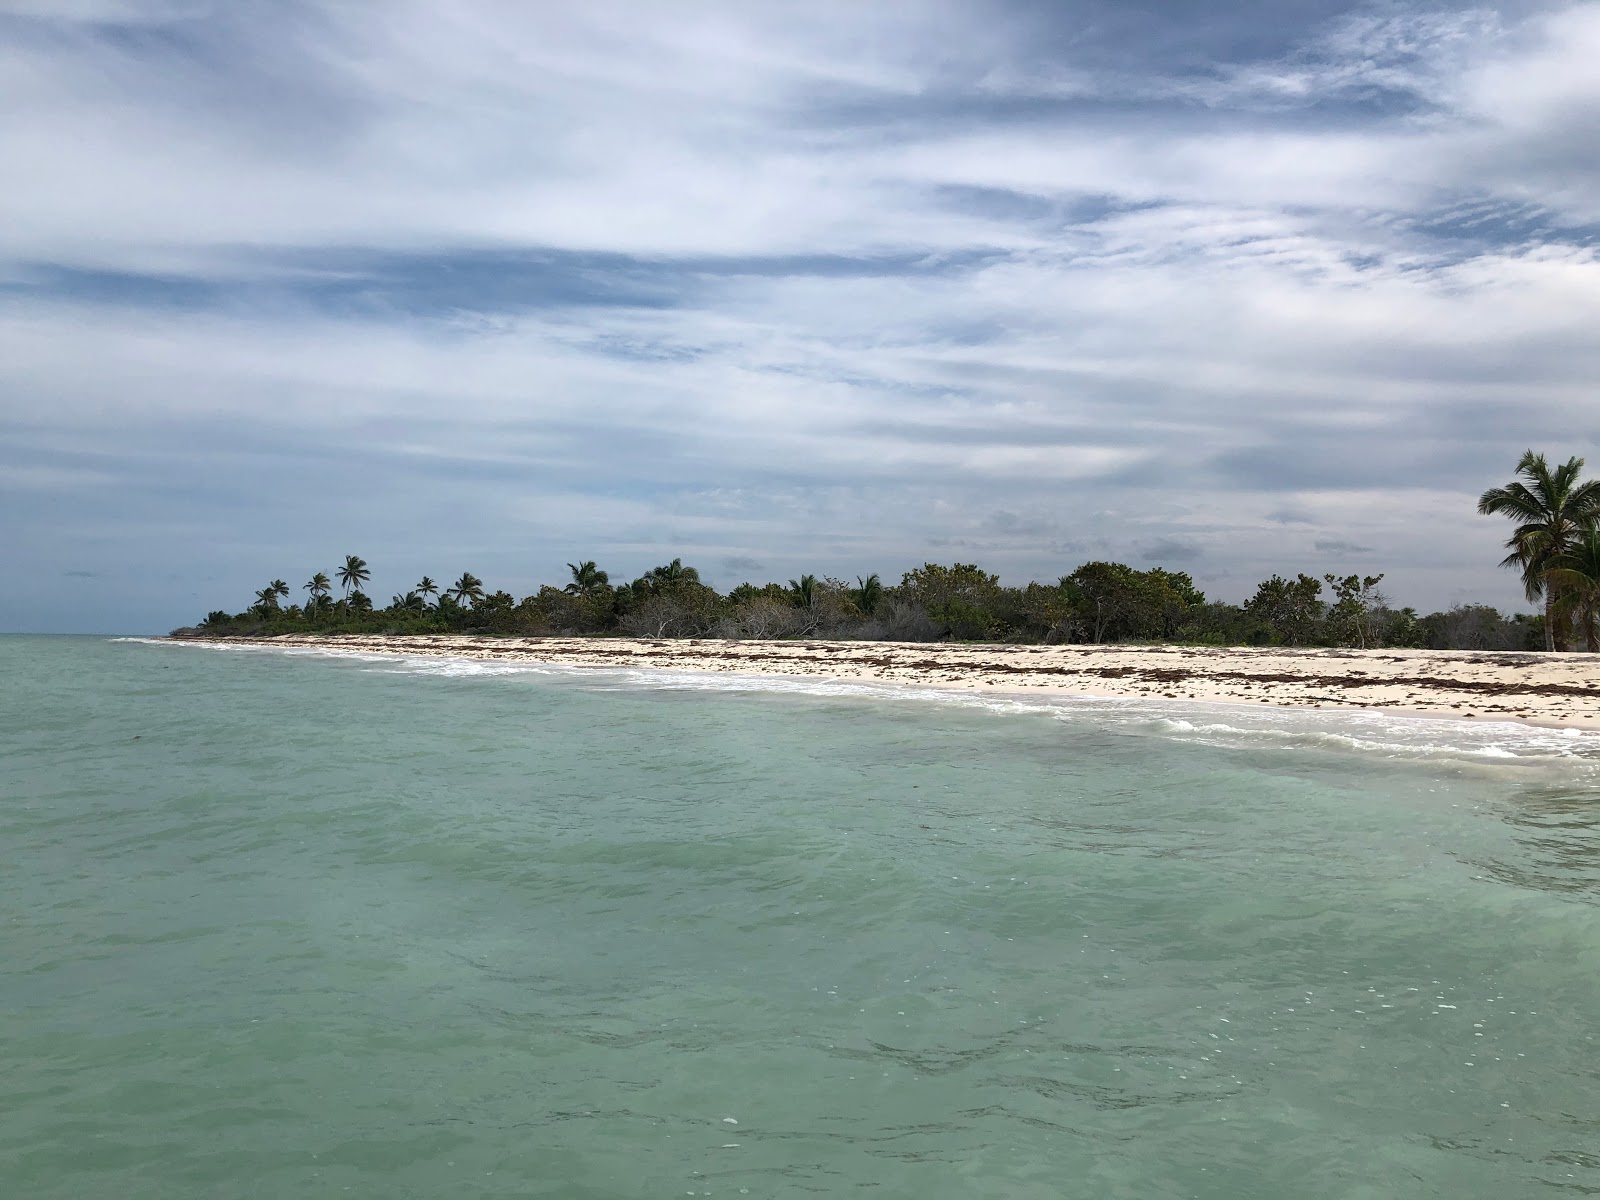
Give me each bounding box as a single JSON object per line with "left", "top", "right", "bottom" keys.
{"left": 181, "top": 557, "right": 1541, "bottom": 652}
{"left": 176, "top": 450, "right": 1600, "bottom": 652}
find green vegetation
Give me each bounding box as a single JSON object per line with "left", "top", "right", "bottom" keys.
{"left": 179, "top": 560, "right": 1541, "bottom": 651}
{"left": 1478, "top": 450, "right": 1600, "bottom": 651}
{"left": 180, "top": 450, "right": 1593, "bottom": 652}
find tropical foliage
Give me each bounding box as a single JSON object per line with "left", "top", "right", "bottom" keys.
{"left": 337, "top": 555, "right": 370, "bottom": 599}
{"left": 180, "top": 453, "right": 1592, "bottom": 652}
{"left": 1478, "top": 450, "right": 1600, "bottom": 651}
{"left": 1547, "top": 528, "right": 1600, "bottom": 654}
{"left": 447, "top": 572, "right": 485, "bottom": 606}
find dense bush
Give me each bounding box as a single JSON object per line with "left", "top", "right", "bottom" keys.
{"left": 183, "top": 557, "right": 1548, "bottom": 652}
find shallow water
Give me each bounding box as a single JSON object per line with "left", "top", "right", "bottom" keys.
{"left": 4, "top": 635, "right": 1599, "bottom": 1198}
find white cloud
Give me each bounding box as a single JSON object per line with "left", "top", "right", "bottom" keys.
{"left": 2, "top": 0, "right": 1597, "bottom": 629}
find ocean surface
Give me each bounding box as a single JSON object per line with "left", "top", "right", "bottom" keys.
{"left": 4, "top": 635, "right": 1600, "bottom": 1199}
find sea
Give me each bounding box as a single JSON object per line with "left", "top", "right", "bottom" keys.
{"left": 3, "top": 634, "right": 1599, "bottom": 1199}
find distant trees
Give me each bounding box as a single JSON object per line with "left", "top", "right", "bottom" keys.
{"left": 898, "top": 563, "right": 1001, "bottom": 640}
{"left": 715, "top": 589, "right": 802, "bottom": 640}
{"left": 1419, "top": 605, "right": 1529, "bottom": 652}
{"left": 447, "top": 572, "right": 485, "bottom": 607}
{"left": 1058, "top": 562, "right": 1202, "bottom": 643}
{"left": 473, "top": 590, "right": 518, "bottom": 632}
{"left": 1323, "top": 573, "right": 1387, "bottom": 649}
{"left": 853, "top": 574, "right": 883, "bottom": 615}
{"left": 337, "top": 555, "right": 370, "bottom": 600}
{"left": 186, "top": 553, "right": 1551, "bottom": 652}
{"left": 304, "top": 576, "right": 330, "bottom": 622}
{"left": 565, "top": 561, "right": 610, "bottom": 597}
{"left": 619, "top": 592, "right": 711, "bottom": 638}
{"left": 636, "top": 558, "right": 698, "bottom": 593}
{"left": 787, "top": 573, "right": 818, "bottom": 611}
{"left": 189, "top": 454, "right": 1600, "bottom": 653}
{"left": 1244, "top": 574, "right": 1325, "bottom": 646}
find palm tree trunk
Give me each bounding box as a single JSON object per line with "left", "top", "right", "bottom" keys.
{"left": 1545, "top": 592, "right": 1557, "bottom": 651}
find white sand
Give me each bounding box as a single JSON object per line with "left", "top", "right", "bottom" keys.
{"left": 176, "top": 634, "right": 1600, "bottom": 730}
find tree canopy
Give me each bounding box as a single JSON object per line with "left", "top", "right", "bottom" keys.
{"left": 183, "top": 453, "right": 1593, "bottom": 655}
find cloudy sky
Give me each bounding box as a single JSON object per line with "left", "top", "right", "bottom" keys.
{"left": 3, "top": 0, "right": 1597, "bottom": 632}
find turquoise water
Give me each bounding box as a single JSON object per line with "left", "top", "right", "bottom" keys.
{"left": 4, "top": 636, "right": 1600, "bottom": 1199}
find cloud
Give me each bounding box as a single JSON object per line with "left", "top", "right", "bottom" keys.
{"left": 1, "top": 0, "right": 1595, "bottom": 631}
{"left": 1137, "top": 538, "right": 1204, "bottom": 564}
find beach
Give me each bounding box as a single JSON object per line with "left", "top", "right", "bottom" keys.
{"left": 175, "top": 634, "right": 1600, "bottom": 729}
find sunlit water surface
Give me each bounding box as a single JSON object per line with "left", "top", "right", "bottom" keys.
{"left": 4, "top": 635, "right": 1599, "bottom": 1198}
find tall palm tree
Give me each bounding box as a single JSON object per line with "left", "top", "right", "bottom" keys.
{"left": 1478, "top": 451, "right": 1600, "bottom": 651}
{"left": 269, "top": 579, "right": 290, "bottom": 605}
{"left": 565, "top": 561, "right": 610, "bottom": 596}
{"left": 447, "top": 572, "right": 485, "bottom": 606}
{"left": 305, "top": 572, "right": 331, "bottom": 603}
{"left": 416, "top": 576, "right": 439, "bottom": 605}
{"left": 337, "top": 555, "right": 370, "bottom": 600}
{"left": 253, "top": 586, "right": 280, "bottom": 614}
{"left": 1548, "top": 528, "right": 1600, "bottom": 653}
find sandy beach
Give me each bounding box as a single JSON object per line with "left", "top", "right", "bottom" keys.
{"left": 175, "top": 634, "right": 1600, "bottom": 729}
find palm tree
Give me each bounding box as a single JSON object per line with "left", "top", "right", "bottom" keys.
{"left": 303, "top": 572, "right": 331, "bottom": 621}
{"left": 853, "top": 573, "right": 883, "bottom": 615}
{"left": 269, "top": 579, "right": 290, "bottom": 605}
{"left": 788, "top": 574, "right": 818, "bottom": 609}
{"left": 416, "top": 576, "right": 439, "bottom": 606}
{"left": 337, "top": 555, "right": 370, "bottom": 600}
{"left": 392, "top": 591, "right": 427, "bottom": 615}
{"left": 253, "top": 586, "right": 280, "bottom": 614}
{"left": 644, "top": 559, "right": 698, "bottom": 591}
{"left": 1548, "top": 528, "right": 1600, "bottom": 653}
{"left": 348, "top": 591, "right": 373, "bottom": 615}
{"left": 1478, "top": 451, "right": 1600, "bottom": 651}
{"left": 565, "top": 561, "right": 610, "bottom": 596}
{"left": 447, "top": 572, "right": 485, "bottom": 607}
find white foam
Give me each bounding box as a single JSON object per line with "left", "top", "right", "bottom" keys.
{"left": 124, "top": 638, "right": 1600, "bottom": 771}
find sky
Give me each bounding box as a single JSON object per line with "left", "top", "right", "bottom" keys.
{"left": 3, "top": 0, "right": 1597, "bottom": 632}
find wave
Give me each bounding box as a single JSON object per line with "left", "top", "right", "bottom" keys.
{"left": 122, "top": 638, "right": 1600, "bottom": 771}
{"left": 1134, "top": 714, "right": 1590, "bottom": 765}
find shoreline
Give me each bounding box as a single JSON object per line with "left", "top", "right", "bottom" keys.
{"left": 164, "top": 634, "right": 1600, "bottom": 731}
